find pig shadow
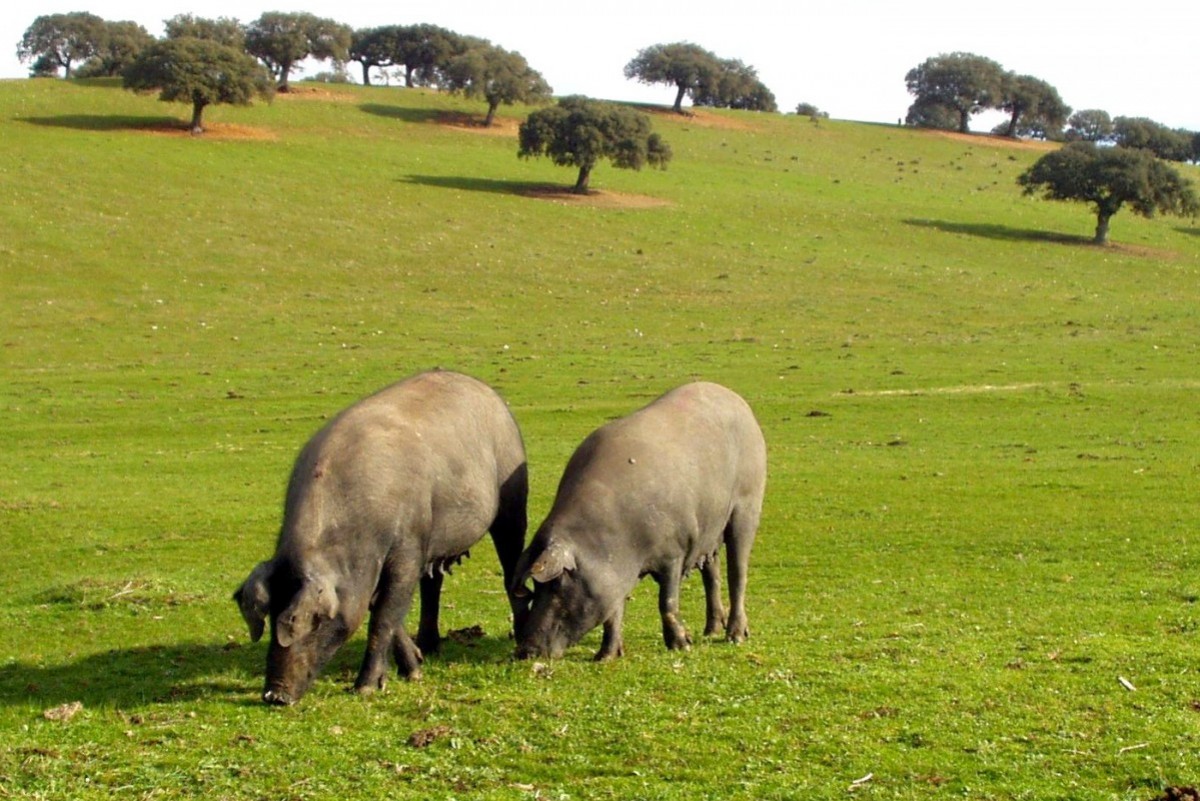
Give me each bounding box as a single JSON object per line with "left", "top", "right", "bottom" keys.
{"left": 0, "top": 633, "right": 517, "bottom": 711}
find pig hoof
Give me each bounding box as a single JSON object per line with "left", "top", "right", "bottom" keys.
{"left": 404, "top": 668, "right": 423, "bottom": 682}
{"left": 262, "top": 688, "right": 295, "bottom": 706}
{"left": 354, "top": 681, "right": 384, "bottom": 697}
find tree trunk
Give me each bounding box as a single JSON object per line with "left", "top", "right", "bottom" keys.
{"left": 573, "top": 165, "right": 592, "bottom": 194}
{"left": 405, "top": 66, "right": 414, "bottom": 88}
{"left": 1005, "top": 109, "right": 1020, "bottom": 137}
{"left": 673, "top": 84, "right": 687, "bottom": 114}
{"left": 958, "top": 108, "right": 971, "bottom": 133}
{"left": 1094, "top": 212, "right": 1111, "bottom": 245}
{"left": 484, "top": 101, "right": 498, "bottom": 128}
{"left": 190, "top": 100, "right": 206, "bottom": 135}
{"left": 361, "top": 62, "right": 371, "bottom": 85}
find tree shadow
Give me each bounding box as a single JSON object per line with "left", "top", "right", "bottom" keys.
{"left": 358, "top": 103, "right": 446, "bottom": 125}
{"left": 1177, "top": 226, "right": 1200, "bottom": 237}
{"left": 0, "top": 632, "right": 517, "bottom": 710}
{"left": 904, "top": 218, "right": 1092, "bottom": 246}
{"left": 402, "top": 173, "right": 575, "bottom": 198}
{"left": 21, "top": 114, "right": 188, "bottom": 133}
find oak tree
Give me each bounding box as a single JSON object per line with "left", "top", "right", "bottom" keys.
{"left": 1018, "top": 142, "right": 1198, "bottom": 244}
{"left": 905, "top": 52, "right": 1006, "bottom": 133}
{"left": 444, "top": 42, "right": 551, "bottom": 127}
{"left": 123, "top": 37, "right": 274, "bottom": 134}
{"left": 624, "top": 42, "right": 721, "bottom": 113}
{"left": 518, "top": 96, "right": 672, "bottom": 193}
{"left": 17, "top": 12, "right": 107, "bottom": 79}
{"left": 245, "top": 12, "right": 351, "bottom": 91}
{"left": 998, "top": 74, "right": 1069, "bottom": 139}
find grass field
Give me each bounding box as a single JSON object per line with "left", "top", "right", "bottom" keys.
{"left": 1, "top": 77, "right": 1198, "bottom": 800}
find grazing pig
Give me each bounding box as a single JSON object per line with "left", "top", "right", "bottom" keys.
{"left": 513, "top": 382, "right": 765, "bottom": 661}
{"left": 233, "top": 370, "right": 528, "bottom": 705}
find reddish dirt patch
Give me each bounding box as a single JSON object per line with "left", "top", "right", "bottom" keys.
{"left": 436, "top": 111, "right": 520, "bottom": 136}
{"left": 641, "top": 105, "right": 758, "bottom": 131}
{"left": 521, "top": 184, "right": 672, "bottom": 209}
{"left": 135, "top": 121, "right": 276, "bottom": 141}
{"left": 927, "top": 129, "right": 1058, "bottom": 151}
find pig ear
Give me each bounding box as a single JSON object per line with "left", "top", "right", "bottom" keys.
{"left": 275, "top": 575, "right": 339, "bottom": 648}
{"left": 528, "top": 541, "right": 576, "bottom": 584}
{"left": 233, "top": 560, "right": 274, "bottom": 643}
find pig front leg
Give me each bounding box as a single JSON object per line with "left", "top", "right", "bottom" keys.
{"left": 700, "top": 554, "right": 727, "bottom": 637}
{"left": 655, "top": 564, "right": 692, "bottom": 651}
{"left": 594, "top": 603, "right": 626, "bottom": 661}
{"left": 355, "top": 565, "right": 423, "bottom": 694}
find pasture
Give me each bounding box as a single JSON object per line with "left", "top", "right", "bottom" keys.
{"left": 1, "top": 78, "right": 1198, "bottom": 799}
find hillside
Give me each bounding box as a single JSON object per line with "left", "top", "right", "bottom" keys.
{"left": 1, "top": 78, "right": 1199, "bottom": 800}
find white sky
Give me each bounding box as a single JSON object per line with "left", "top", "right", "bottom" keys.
{"left": 3, "top": 0, "right": 1198, "bottom": 131}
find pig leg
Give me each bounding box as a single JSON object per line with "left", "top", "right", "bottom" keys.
{"left": 701, "top": 554, "right": 727, "bottom": 637}
{"left": 489, "top": 472, "right": 529, "bottom": 635}
{"left": 415, "top": 572, "right": 444, "bottom": 656}
{"left": 355, "top": 565, "right": 422, "bottom": 693}
{"left": 656, "top": 564, "right": 692, "bottom": 651}
{"left": 594, "top": 603, "right": 626, "bottom": 661}
{"left": 724, "top": 505, "right": 760, "bottom": 643}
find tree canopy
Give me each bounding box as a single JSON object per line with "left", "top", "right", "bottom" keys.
{"left": 691, "top": 58, "right": 776, "bottom": 112}
{"left": 518, "top": 96, "right": 672, "bottom": 194}
{"left": 244, "top": 12, "right": 351, "bottom": 91}
{"left": 164, "top": 14, "right": 246, "bottom": 49}
{"left": 17, "top": 12, "right": 107, "bottom": 79}
{"left": 1018, "top": 141, "right": 1199, "bottom": 244}
{"left": 904, "top": 52, "right": 1007, "bottom": 133}
{"left": 123, "top": 37, "right": 274, "bottom": 134}
{"left": 443, "top": 41, "right": 551, "bottom": 127}
{"left": 1066, "top": 109, "right": 1114, "bottom": 142}
{"left": 1112, "top": 117, "right": 1195, "bottom": 162}
{"left": 73, "top": 20, "right": 154, "bottom": 79}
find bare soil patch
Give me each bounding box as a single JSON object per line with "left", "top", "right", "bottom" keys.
{"left": 437, "top": 111, "right": 520, "bottom": 136}
{"left": 521, "top": 184, "right": 672, "bottom": 209}
{"left": 135, "top": 122, "right": 277, "bottom": 141}
{"left": 927, "top": 129, "right": 1058, "bottom": 151}
{"left": 641, "top": 105, "right": 758, "bottom": 131}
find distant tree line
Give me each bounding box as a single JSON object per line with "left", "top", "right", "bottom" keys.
{"left": 904, "top": 51, "right": 1199, "bottom": 163}
{"left": 15, "top": 13, "right": 780, "bottom": 126}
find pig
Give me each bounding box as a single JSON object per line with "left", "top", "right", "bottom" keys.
{"left": 512, "top": 381, "right": 766, "bottom": 661}
{"left": 233, "top": 370, "right": 528, "bottom": 705}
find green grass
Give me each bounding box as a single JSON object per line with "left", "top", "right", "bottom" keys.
{"left": 2, "top": 77, "right": 1199, "bottom": 800}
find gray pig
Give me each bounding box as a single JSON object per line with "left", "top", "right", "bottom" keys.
{"left": 234, "top": 370, "right": 527, "bottom": 705}
{"left": 513, "top": 381, "right": 765, "bottom": 660}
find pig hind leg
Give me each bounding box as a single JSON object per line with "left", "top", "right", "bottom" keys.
{"left": 490, "top": 465, "right": 529, "bottom": 633}
{"left": 723, "top": 503, "right": 760, "bottom": 643}
{"left": 701, "top": 553, "right": 728, "bottom": 637}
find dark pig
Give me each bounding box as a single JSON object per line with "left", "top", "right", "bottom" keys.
{"left": 513, "top": 382, "right": 765, "bottom": 660}
{"left": 234, "top": 370, "right": 527, "bottom": 705}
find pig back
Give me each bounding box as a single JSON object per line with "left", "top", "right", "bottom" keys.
{"left": 280, "top": 371, "right": 526, "bottom": 560}
{"left": 549, "top": 382, "right": 764, "bottom": 557}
